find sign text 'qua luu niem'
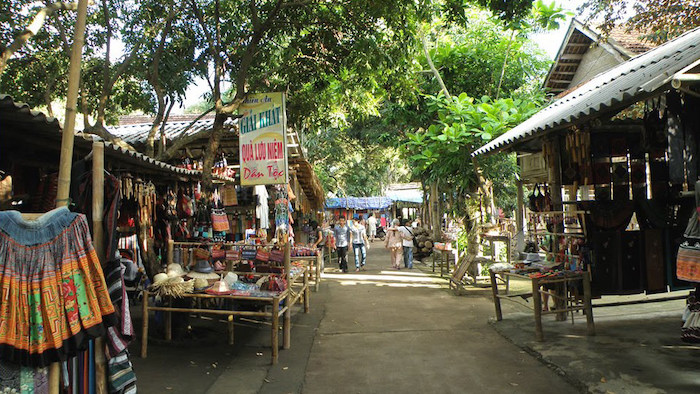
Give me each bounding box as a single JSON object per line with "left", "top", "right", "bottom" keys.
{"left": 238, "top": 92, "right": 288, "bottom": 185}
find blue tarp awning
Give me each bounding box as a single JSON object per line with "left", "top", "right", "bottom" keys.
{"left": 385, "top": 189, "right": 423, "bottom": 204}
{"left": 325, "top": 197, "right": 394, "bottom": 210}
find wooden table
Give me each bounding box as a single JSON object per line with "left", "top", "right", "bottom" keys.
{"left": 141, "top": 267, "right": 310, "bottom": 364}
{"left": 292, "top": 254, "right": 323, "bottom": 291}
{"left": 432, "top": 248, "right": 454, "bottom": 277}
{"left": 489, "top": 270, "right": 595, "bottom": 341}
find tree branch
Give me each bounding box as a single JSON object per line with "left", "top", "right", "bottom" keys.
{"left": 0, "top": 2, "right": 78, "bottom": 76}
{"left": 419, "top": 28, "right": 451, "bottom": 101}
{"left": 158, "top": 128, "right": 214, "bottom": 161}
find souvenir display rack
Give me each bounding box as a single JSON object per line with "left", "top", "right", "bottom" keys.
{"left": 140, "top": 265, "right": 309, "bottom": 364}
{"left": 489, "top": 269, "right": 595, "bottom": 341}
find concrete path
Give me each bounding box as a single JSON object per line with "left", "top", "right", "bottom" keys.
{"left": 300, "top": 243, "right": 576, "bottom": 393}
{"left": 131, "top": 243, "right": 579, "bottom": 393}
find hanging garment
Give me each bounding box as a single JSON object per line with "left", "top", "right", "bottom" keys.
{"left": 0, "top": 208, "right": 116, "bottom": 367}
{"left": 254, "top": 185, "right": 270, "bottom": 229}
{"left": 103, "top": 260, "right": 134, "bottom": 359}
{"left": 0, "top": 360, "right": 48, "bottom": 393}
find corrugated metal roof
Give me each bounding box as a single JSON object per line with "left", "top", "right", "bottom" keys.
{"left": 0, "top": 94, "right": 215, "bottom": 179}
{"left": 107, "top": 119, "right": 236, "bottom": 145}
{"left": 473, "top": 25, "right": 700, "bottom": 157}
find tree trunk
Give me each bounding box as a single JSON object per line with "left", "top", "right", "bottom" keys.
{"left": 495, "top": 30, "right": 516, "bottom": 100}
{"left": 146, "top": 3, "right": 177, "bottom": 157}
{"left": 430, "top": 182, "right": 440, "bottom": 240}
{"left": 420, "top": 29, "right": 451, "bottom": 100}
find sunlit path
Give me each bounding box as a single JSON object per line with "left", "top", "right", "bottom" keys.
{"left": 301, "top": 244, "right": 577, "bottom": 393}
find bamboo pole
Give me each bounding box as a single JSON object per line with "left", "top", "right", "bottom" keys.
{"left": 49, "top": 1, "right": 90, "bottom": 391}
{"left": 91, "top": 142, "right": 107, "bottom": 394}
{"left": 283, "top": 241, "right": 291, "bottom": 349}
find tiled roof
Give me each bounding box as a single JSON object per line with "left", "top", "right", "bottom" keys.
{"left": 608, "top": 26, "right": 657, "bottom": 55}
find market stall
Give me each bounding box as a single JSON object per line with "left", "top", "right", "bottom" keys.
{"left": 473, "top": 27, "right": 700, "bottom": 335}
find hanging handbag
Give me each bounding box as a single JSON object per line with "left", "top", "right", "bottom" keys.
{"left": 241, "top": 247, "right": 257, "bottom": 260}
{"left": 677, "top": 238, "right": 700, "bottom": 282}
{"left": 193, "top": 247, "right": 210, "bottom": 261}
{"left": 269, "top": 248, "right": 284, "bottom": 263}
{"left": 226, "top": 249, "right": 241, "bottom": 262}
{"left": 222, "top": 185, "right": 238, "bottom": 206}
{"left": 211, "top": 209, "right": 230, "bottom": 232}
{"left": 211, "top": 248, "right": 226, "bottom": 261}
{"left": 256, "top": 248, "right": 270, "bottom": 262}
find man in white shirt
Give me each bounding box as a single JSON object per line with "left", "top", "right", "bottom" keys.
{"left": 367, "top": 214, "right": 377, "bottom": 242}
{"left": 397, "top": 218, "right": 415, "bottom": 269}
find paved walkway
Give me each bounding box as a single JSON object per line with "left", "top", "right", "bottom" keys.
{"left": 132, "top": 243, "right": 578, "bottom": 393}
{"left": 299, "top": 243, "right": 576, "bottom": 393}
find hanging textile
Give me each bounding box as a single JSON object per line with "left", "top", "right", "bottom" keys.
{"left": 71, "top": 161, "right": 122, "bottom": 260}
{"left": 254, "top": 185, "right": 270, "bottom": 229}
{"left": 0, "top": 360, "right": 49, "bottom": 393}
{"left": 0, "top": 208, "right": 116, "bottom": 367}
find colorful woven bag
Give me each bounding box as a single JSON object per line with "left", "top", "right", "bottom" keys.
{"left": 269, "top": 249, "right": 284, "bottom": 263}
{"left": 256, "top": 248, "right": 270, "bottom": 262}
{"left": 211, "top": 209, "right": 230, "bottom": 232}
{"left": 225, "top": 249, "right": 241, "bottom": 262}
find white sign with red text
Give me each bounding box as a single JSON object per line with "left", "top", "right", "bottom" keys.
{"left": 238, "top": 92, "right": 288, "bottom": 185}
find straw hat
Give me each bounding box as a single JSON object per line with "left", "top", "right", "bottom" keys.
{"left": 193, "top": 277, "right": 210, "bottom": 291}
{"left": 186, "top": 261, "right": 219, "bottom": 280}
{"left": 167, "top": 263, "right": 185, "bottom": 277}
{"left": 153, "top": 273, "right": 168, "bottom": 284}
{"left": 205, "top": 280, "right": 231, "bottom": 295}
{"left": 223, "top": 272, "right": 238, "bottom": 287}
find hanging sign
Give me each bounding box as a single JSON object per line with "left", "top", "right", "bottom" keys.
{"left": 239, "top": 92, "right": 288, "bottom": 185}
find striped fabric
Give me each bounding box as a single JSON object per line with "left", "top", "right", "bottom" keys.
{"left": 107, "top": 352, "right": 136, "bottom": 394}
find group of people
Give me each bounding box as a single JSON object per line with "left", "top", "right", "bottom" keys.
{"left": 331, "top": 215, "right": 370, "bottom": 272}
{"left": 306, "top": 214, "right": 418, "bottom": 273}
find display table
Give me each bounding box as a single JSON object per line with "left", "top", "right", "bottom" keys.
{"left": 432, "top": 248, "right": 454, "bottom": 277}
{"left": 489, "top": 269, "right": 595, "bottom": 341}
{"left": 292, "top": 254, "right": 323, "bottom": 291}
{"left": 141, "top": 267, "right": 310, "bottom": 364}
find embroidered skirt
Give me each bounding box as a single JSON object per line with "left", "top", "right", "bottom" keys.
{"left": 0, "top": 208, "right": 116, "bottom": 367}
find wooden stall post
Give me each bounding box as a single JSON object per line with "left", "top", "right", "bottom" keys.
{"left": 141, "top": 290, "right": 149, "bottom": 358}
{"left": 283, "top": 241, "right": 292, "bottom": 349}
{"left": 515, "top": 179, "right": 525, "bottom": 253}
{"left": 489, "top": 270, "right": 503, "bottom": 321}
{"left": 227, "top": 315, "right": 235, "bottom": 345}
{"left": 271, "top": 296, "right": 280, "bottom": 364}
{"left": 167, "top": 239, "right": 174, "bottom": 265}
{"left": 91, "top": 142, "right": 108, "bottom": 394}
{"left": 48, "top": 0, "right": 90, "bottom": 391}
{"left": 303, "top": 267, "right": 310, "bottom": 313}
{"left": 532, "top": 277, "right": 544, "bottom": 341}
{"left": 583, "top": 271, "right": 596, "bottom": 336}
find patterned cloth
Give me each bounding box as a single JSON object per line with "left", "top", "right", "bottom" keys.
{"left": 677, "top": 240, "right": 700, "bottom": 283}
{"left": 682, "top": 292, "right": 700, "bottom": 343}
{"left": 107, "top": 352, "right": 136, "bottom": 394}
{"left": 103, "top": 260, "right": 134, "bottom": 359}
{"left": 0, "top": 207, "right": 116, "bottom": 367}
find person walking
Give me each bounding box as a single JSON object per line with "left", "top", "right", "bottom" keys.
{"left": 350, "top": 218, "right": 369, "bottom": 271}
{"left": 398, "top": 218, "right": 415, "bottom": 269}
{"left": 367, "top": 213, "right": 377, "bottom": 242}
{"left": 384, "top": 218, "right": 403, "bottom": 269}
{"left": 332, "top": 216, "right": 351, "bottom": 273}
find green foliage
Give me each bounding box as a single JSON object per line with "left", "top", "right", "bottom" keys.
{"left": 405, "top": 92, "right": 541, "bottom": 214}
